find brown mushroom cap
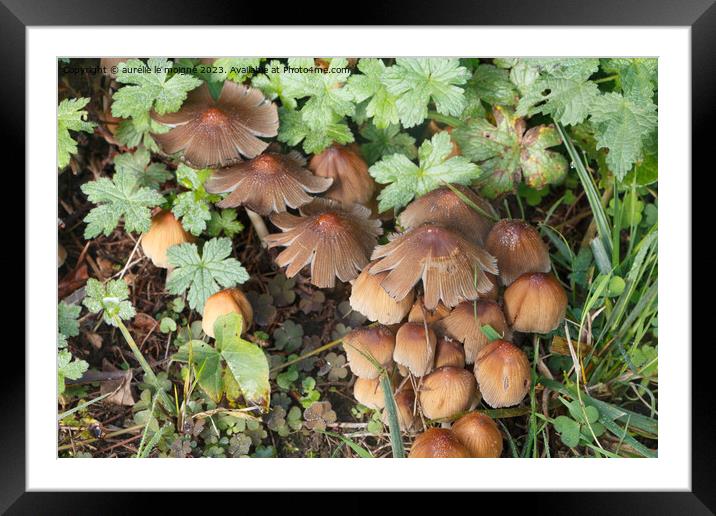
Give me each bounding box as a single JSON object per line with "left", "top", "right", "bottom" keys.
{"left": 393, "top": 322, "right": 437, "bottom": 377}
{"left": 265, "top": 199, "right": 382, "bottom": 288}
{"left": 435, "top": 300, "right": 509, "bottom": 364}
{"left": 343, "top": 325, "right": 395, "bottom": 379}
{"left": 408, "top": 428, "right": 470, "bottom": 458}
{"left": 383, "top": 384, "right": 421, "bottom": 432}
{"left": 353, "top": 376, "right": 388, "bottom": 410}
{"left": 433, "top": 337, "right": 466, "bottom": 369}
{"left": 141, "top": 210, "right": 194, "bottom": 268}
{"left": 309, "top": 144, "right": 375, "bottom": 205}
{"left": 474, "top": 340, "right": 530, "bottom": 408}
{"left": 485, "top": 219, "right": 551, "bottom": 286}
{"left": 204, "top": 151, "right": 332, "bottom": 215}
{"left": 398, "top": 185, "right": 494, "bottom": 246}
{"left": 419, "top": 366, "right": 478, "bottom": 420}
{"left": 152, "top": 81, "right": 278, "bottom": 169}
{"left": 202, "top": 288, "right": 253, "bottom": 338}
{"left": 349, "top": 261, "right": 414, "bottom": 325}
{"left": 504, "top": 272, "right": 568, "bottom": 333}
{"left": 407, "top": 297, "right": 451, "bottom": 324}
{"left": 370, "top": 223, "right": 498, "bottom": 310}
{"left": 452, "top": 412, "right": 503, "bottom": 458}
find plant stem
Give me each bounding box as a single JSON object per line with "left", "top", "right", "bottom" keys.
{"left": 380, "top": 372, "right": 405, "bottom": 458}
{"left": 427, "top": 111, "right": 465, "bottom": 128}
{"left": 114, "top": 316, "right": 158, "bottom": 385}
{"left": 246, "top": 208, "right": 269, "bottom": 246}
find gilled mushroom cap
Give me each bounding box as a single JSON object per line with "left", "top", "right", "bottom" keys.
{"left": 152, "top": 81, "right": 278, "bottom": 169}
{"left": 343, "top": 325, "right": 395, "bottom": 379}
{"left": 204, "top": 151, "right": 332, "bottom": 215}
{"left": 141, "top": 210, "right": 194, "bottom": 268}
{"left": 265, "top": 199, "right": 382, "bottom": 288}
{"left": 349, "top": 261, "right": 414, "bottom": 325}
{"left": 451, "top": 412, "right": 503, "bottom": 458}
{"left": 370, "top": 223, "right": 498, "bottom": 309}
{"left": 407, "top": 297, "right": 451, "bottom": 325}
{"left": 485, "top": 219, "right": 551, "bottom": 286}
{"left": 434, "top": 337, "right": 466, "bottom": 369}
{"left": 474, "top": 340, "right": 530, "bottom": 408}
{"left": 309, "top": 144, "right": 375, "bottom": 206}
{"left": 419, "top": 366, "right": 478, "bottom": 420}
{"left": 435, "top": 300, "right": 509, "bottom": 364}
{"left": 382, "top": 384, "right": 420, "bottom": 432}
{"left": 202, "top": 288, "right": 253, "bottom": 338}
{"left": 408, "top": 428, "right": 470, "bottom": 458}
{"left": 398, "top": 185, "right": 494, "bottom": 246}
{"left": 504, "top": 272, "right": 567, "bottom": 333}
{"left": 393, "top": 322, "right": 437, "bottom": 377}
{"left": 353, "top": 376, "right": 388, "bottom": 410}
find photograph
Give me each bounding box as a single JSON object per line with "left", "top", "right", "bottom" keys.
{"left": 56, "top": 56, "right": 659, "bottom": 460}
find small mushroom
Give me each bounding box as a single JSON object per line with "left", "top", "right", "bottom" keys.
{"left": 451, "top": 412, "right": 503, "bottom": 458}
{"left": 308, "top": 144, "right": 375, "bottom": 205}
{"left": 398, "top": 185, "right": 494, "bottom": 245}
{"left": 141, "top": 210, "right": 194, "bottom": 269}
{"left": 370, "top": 223, "right": 498, "bottom": 309}
{"left": 407, "top": 297, "right": 451, "bottom": 325}
{"left": 418, "top": 366, "right": 478, "bottom": 420}
{"left": 343, "top": 325, "right": 395, "bottom": 379}
{"left": 201, "top": 288, "right": 253, "bottom": 338}
{"left": 205, "top": 151, "right": 332, "bottom": 215}
{"left": 504, "top": 272, "right": 568, "bottom": 333}
{"left": 265, "top": 199, "right": 382, "bottom": 288}
{"left": 393, "top": 322, "right": 437, "bottom": 377}
{"left": 408, "top": 428, "right": 470, "bottom": 458}
{"left": 435, "top": 300, "right": 509, "bottom": 364}
{"left": 433, "top": 337, "right": 466, "bottom": 369}
{"left": 485, "top": 219, "right": 551, "bottom": 286}
{"left": 353, "top": 376, "right": 388, "bottom": 410}
{"left": 152, "top": 81, "right": 278, "bottom": 169}
{"left": 474, "top": 340, "right": 530, "bottom": 408}
{"left": 349, "top": 261, "right": 414, "bottom": 325}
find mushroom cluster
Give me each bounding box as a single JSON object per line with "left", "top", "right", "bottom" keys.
{"left": 341, "top": 188, "right": 568, "bottom": 458}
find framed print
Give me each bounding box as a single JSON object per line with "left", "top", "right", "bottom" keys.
{"left": 4, "top": 0, "right": 712, "bottom": 511}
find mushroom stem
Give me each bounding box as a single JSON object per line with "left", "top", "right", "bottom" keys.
{"left": 246, "top": 208, "right": 269, "bottom": 246}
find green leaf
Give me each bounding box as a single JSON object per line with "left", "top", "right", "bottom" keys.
{"left": 171, "top": 164, "right": 216, "bottom": 236}
{"left": 518, "top": 76, "right": 600, "bottom": 126}
{"left": 58, "top": 349, "right": 89, "bottom": 394}
{"left": 369, "top": 132, "right": 480, "bottom": 212}
{"left": 347, "top": 58, "right": 400, "bottom": 128}
{"left": 207, "top": 209, "right": 245, "bottom": 238}
{"left": 452, "top": 107, "right": 567, "bottom": 197}
{"left": 166, "top": 238, "right": 249, "bottom": 311}
{"left": 602, "top": 58, "right": 658, "bottom": 100}
{"left": 81, "top": 169, "right": 165, "bottom": 238}
{"left": 82, "top": 278, "right": 136, "bottom": 327}
{"left": 382, "top": 58, "right": 470, "bottom": 128}
{"left": 467, "top": 64, "right": 518, "bottom": 107}
{"left": 553, "top": 415, "right": 581, "bottom": 448}
{"left": 251, "top": 59, "right": 300, "bottom": 109}
{"left": 160, "top": 317, "right": 177, "bottom": 333}
{"left": 278, "top": 107, "right": 354, "bottom": 154}
{"left": 112, "top": 58, "right": 202, "bottom": 119}
{"left": 113, "top": 147, "right": 171, "bottom": 189}
{"left": 589, "top": 92, "right": 657, "bottom": 180}
{"left": 58, "top": 302, "right": 81, "bottom": 343}
{"left": 216, "top": 313, "right": 270, "bottom": 408}
{"left": 359, "top": 123, "right": 417, "bottom": 166}
{"left": 175, "top": 340, "right": 223, "bottom": 402}
{"left": 58, "top": 97, "right": 96, "bottom": 169}
{"left": 208, "top": 57, "right": 262, "bottom": 83}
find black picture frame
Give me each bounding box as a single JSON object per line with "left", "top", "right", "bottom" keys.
{"left": 6, "top": 0, "right": 710, "bottom": 512}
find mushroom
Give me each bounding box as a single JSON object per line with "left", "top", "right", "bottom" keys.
{"left": 265, "top": 198, "right": 382, "bottom": 288}
{"left": 205, "top": 151, "right": 332, "bottom": 215}
{"left": 141, "top": 210, "right": 194, "bottom": 269}
{"left": 343, "top": 325, "right": 395, "bottom": 379}
{"left": 485, "top": 219, "right": 551, "bottom": 286}
{"left": 451, "top": 412, "right": 503, "bottom": 458}
{"left": 308, "top": 144, "right": 375, "bottom": 205}
{"left": 418, "top": 366, "right": 478, "bottom": 420}
{"left": 393, "top": 322, "right": 437, "bottom": 377}
{"left": 407, "top": 297, "right": 451, "bottom": 325}
{"left": 370, "top": 223, "right": 498, "bottom": 310}
{"left": 382, "top": 384, "right": 420, "bottom": 432}
{"left": 349, "top": 261, "right": 414, "bottom": 325}
{"left": 435, "top": 300, "right": 509, "bottom": 364}
{"left": 151, "top": 81, "right": 278, "bottom": 169}
{"left": 474, "top": 340, "right": 530, "bottom": 408}
{"left": 353, "top": 376, "right": 388, "bottom": 410}
{"left": 201, "top": 288, "right": 253, "bottom": 338}
{"left": 433, "top": 337, "right": 466, "bottom": 369}
{"left": 408, "top": 428, "right": 470, "bottom": 458}
{"left": 398, "top": 185, "right": 494, "bottom": 246}
{"left": 503, "top": 272, "right": 567, "bottom": 333}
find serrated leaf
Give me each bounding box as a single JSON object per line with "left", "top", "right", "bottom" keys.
{"left": 517, "top": 76, "right": 600, "bottom": 126}
{"left": 82, "top": 278, "right": 136, "bottom": 326}
{"left": 468, "top": 64, "right": 519, "bottom": 107}
{"left": 359, "top": 123, "right": 417, "bottom": 165}
{"left": 208, "top": 57, "right": 262, "bottom": 83}
{"left": 602, "top": 58, "right": 658, "bottom": 101}
{"left": 346, "top": 59, "right": 400, "bottom": 129}
{"left": 207, "top": 209, "right": 244, "bottom": 238}
{"left": 369, "top": 131, "right": 480, "bottom": 212}
{"left": 58, "top": 302, "right": 81, "bottom": 341}
{"left": 382, "top": 58, "right": 470, "bottom": 127}
{"left": 58, "top": 349, "right": 89, "bottom": 394}
{"left": 166, "top": 238, "right": 249, "bottom": 311}
{"left": 278, "top": 107, "right": 354, "bottom": 154}
{"left": 113, "top": 147, "right": 171, "bottom": 189}
{"left": 58, "top": 97, "right": 96, "bottom": 169}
